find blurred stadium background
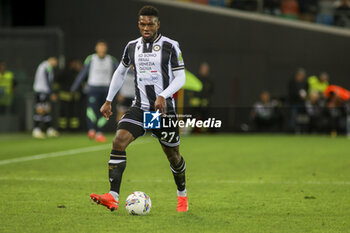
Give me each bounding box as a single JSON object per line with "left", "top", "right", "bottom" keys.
{"left": 2, "top": 1, "right": 350, "bottom": 232}
{"left": 1, "top": 0, "right": 350, "bottom": 135}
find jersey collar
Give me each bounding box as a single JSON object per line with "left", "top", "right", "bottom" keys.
{"left": 153, "top": 33, "right": 162, "bottom": 43}
{"left": 142, "top": 33, "right": 162, "bottom": 43}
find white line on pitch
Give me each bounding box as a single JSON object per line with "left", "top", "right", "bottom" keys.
{"left": 0, "top": 140, "right": 151, "bottom": 166}
{"left": 0, "top": 177, "right": 349, "bottom": 185}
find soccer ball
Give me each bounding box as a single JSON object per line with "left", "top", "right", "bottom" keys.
{"left": 125, "top": 191, "right": 152, "bottom": 215}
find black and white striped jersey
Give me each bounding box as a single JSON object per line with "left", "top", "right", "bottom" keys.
{"left": 121, "top": 34, "right": 185, "bottom": 112}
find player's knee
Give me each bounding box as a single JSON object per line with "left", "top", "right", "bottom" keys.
{"left": 113, "top": 130, "right": 133, "bottom": 151}
{"left": 36, "top": 104, "right": 51, "bottom": 115}
{"left": 35, "top": 106, "right": 45, "bottom": 115}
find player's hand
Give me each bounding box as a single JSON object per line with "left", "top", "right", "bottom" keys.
{"left": 155, "top": 96, "right": 166, "bottom": 115}
{"left": 100, "top": 101, "right": 113, "bottom": 120}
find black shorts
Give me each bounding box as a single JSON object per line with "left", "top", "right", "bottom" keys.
{"left": 117, "top": 106, "right": 180, "bottom": 147}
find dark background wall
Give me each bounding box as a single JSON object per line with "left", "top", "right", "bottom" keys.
{"left": 45, "top": 0, "right": 350, "bottom": 110}
{"left": 2, "top": 0, "right": 349, "bottom": 131}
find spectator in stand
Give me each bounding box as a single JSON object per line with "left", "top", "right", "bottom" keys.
{"left": 251, "top": 91, "right": 281, "bottom": 132}
{"left": 346, "top": 101, "right": 350, "bottom": 138}
{"left": 288, "top": 68, "right": 309, "bottom": 132}
{"left": 264, "top": 0, "right": 281, "bottom": 16}
{"left": 208, "top": 0, "right": 227, "bottom": 7}
{"left": 298, "top": 0, "right": 318, "bottom": 21}
{"left": 308, "top": 72, "right": 329, "bottom": 97}
{"left": 334, "top": 0, "right": 350, "bottom": 27}
{"left": 305, "top": 91, "right": 327, "bottom": 133}
{"left": 316, "top": 0, "right": 335, "bottom": 25}
{"left": 230, "top": 0, "right": 258, "bottom": 11}
{"left": 281, "top": 0, "right": 299, "bottom": 19}
{"left": 0, "top": 61, "right": 16, "bottom": 115}
{"left": 326, "top": 91, "right": 346, "bottom": 136}
{"left": 190, "top": 0, "right": 209, "bottom": 4}
{"left": 324, "top": 85, "right": 350, "bottom": 136}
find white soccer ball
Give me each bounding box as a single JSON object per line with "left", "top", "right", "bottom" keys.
{"left": 125, "top": 191, "right": 152, "bottom": 215}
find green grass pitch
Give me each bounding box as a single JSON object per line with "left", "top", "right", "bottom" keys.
{"left": 0, "top": 133, "right": 349, "bottom": 233}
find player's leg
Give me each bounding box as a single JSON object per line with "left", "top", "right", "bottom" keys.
{"left": 90, "top": 129, "right": 134, "bottom": 211}
{"left": 95, "top": 87, "right": 109, "bottom": 142}
{"left": 153, "top": 114, "right": 188, "bottom": 212}
{"left": 32, "top": 94, "right": 46, "bottom": 138}
{"left": 86, "top": 88, "right": 98, "bottom": 139}
{"left": 161, "top": 144, "right": 188, "bottom": 212}
{"left": 43, "top": 101, "right": 58, "bottom": 137}
{"left": 90, "top": 107, "right": 145, "bottom": 211}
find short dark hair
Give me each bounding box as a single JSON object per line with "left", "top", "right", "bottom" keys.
{"left": 138, "top": 5, "right": 159, "bottom": 18}
{"left": 96, "top": 39, "right": 107, "bottom": 46}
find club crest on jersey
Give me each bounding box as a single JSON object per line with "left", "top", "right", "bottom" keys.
{"left": 153, "top": 45, "right": 161, "bottom": 52}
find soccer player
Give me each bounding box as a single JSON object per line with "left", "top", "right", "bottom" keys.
{"left": 32, "top": 57, "right": 59, "bottom": 138}
{"left": 71, "top": 40, "right": 118, "bottom": 142}
{"left": 90, "top": 5, "right": 188, "bottom": 212}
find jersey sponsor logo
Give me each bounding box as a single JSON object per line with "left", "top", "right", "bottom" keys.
{"left": 138, "top": 76, "right": 158, "bottom": 82}
{"left": 143, "top": 110, "right": 161, "bottom": 129}
{"left": 137, "top": 53, "right": 157, "bottom": 71}
{"left": 153, "top": 45, "right": 161, "bottom": 52}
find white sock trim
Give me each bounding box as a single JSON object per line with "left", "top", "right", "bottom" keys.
{"left": 177, "top": 188, "right": 187, "bottom": 197}
{"left": 109, "top": 191, "right": 119, "bottom": 201}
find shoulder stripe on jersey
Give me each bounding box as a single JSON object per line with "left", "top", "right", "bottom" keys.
{"left": 154, "top": 34, "right": 162, "bottom": 43}
{"left": 172, "top": 66, "right": 185, "bottom": 71}
{"left": 122, "top": 46, "right": 130, "bottom": 67}
{"left": 128, "top": 42, "right": 141, "bottom": 108}
{"left": 122, "top": 61, "right": 129, "bottom": 67}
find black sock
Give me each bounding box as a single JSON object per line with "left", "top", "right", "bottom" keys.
{"left": 109, "top": 150, "right": 126, "bottom": 194}
{"left": 170, "top": 156, "right": 186, "bottom": 192}
{"left": 43, "top": 114, "right": 52, "bottom": 131}
{"left": 33, "top": 114, "right": 42, "bottom": 129}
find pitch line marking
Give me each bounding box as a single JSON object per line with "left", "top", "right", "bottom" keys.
{"left": 0, "top": 140, "right": 151, "bottom": 166}
{"left": 0, "top": 177, "right": 349, "bottom": 185}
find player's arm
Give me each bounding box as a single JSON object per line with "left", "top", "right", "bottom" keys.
{"left": 101, "top": 44, "right": 131, "bottom": 120}
{"left": 44, "top": 67, "right": 57, "bottom": 102}
{"left": 155, "top": 42, "right": 186, "bottom": 114}
{"left": 70, "top": 55, "right": 91, "bottom": 92}
{"left": 44, "top": 68, "right": 53, "bottom": 93}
